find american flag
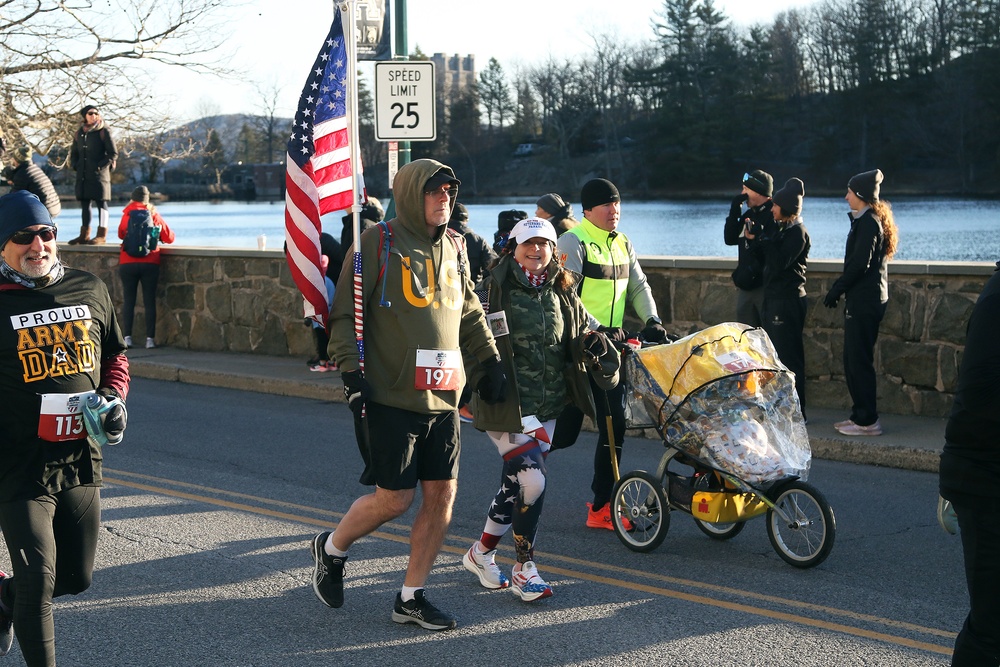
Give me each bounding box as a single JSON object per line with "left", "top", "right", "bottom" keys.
{"left": 284, "top": 6, "right": 363, "bottom": 325}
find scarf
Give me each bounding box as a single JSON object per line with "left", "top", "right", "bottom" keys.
{"left": 0, "top": 258, "right": 65, "bottom": 289}
{"left": 516, "top": 261, "right": 548, "bottom": 288}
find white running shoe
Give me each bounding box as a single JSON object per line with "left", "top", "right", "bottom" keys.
{"left": 145, "top": 337, "right": 156, "bottom": 349}
{"left": 462, "top": 543, "right": 509, "bottom": 589}
{"left": 124, "top": 336, "right": 133, "bottom": 349}
{"left": 511, "top": 561, "right": 552, "bottom": 601}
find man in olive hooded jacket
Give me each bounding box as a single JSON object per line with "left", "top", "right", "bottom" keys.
{"left": 310, "top": 159, "right": 504, "bottom": 631}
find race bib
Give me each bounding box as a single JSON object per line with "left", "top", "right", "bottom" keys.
{"left": 38, "top": 391, "right": 93, "bottom": 442}
{"left": 486, "top": 310, "right": 509, "bottom": 338}
{"left": 414, "top": 349, "right": 461, "bottom": 391}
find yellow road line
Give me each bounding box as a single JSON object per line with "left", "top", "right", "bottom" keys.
{"left": 103, "top": 470, "right": 955, "bottom": 656}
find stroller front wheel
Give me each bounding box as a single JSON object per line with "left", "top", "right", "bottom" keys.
{"left": 765, "top": 480, "right": 836, "bottom": 568}
{"left": 611, "top": 471, "right": 670, "bottom": 553}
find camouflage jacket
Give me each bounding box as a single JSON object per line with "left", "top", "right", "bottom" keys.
{"left": 470, "top": 254, "right": 596, "bottom": 433}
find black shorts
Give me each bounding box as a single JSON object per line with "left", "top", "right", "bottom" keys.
{"left": 366, "top": 402, "right": 460, "bottom": 490}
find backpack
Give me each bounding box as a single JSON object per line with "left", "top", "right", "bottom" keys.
{"left": 123, "top": 208, "right": 158, "bottom": 258}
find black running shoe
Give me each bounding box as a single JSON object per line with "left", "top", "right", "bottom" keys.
{"left": 391, "top": 590, "right": 457, "bottom": 631}
{"left": 310, "top": 532, "right": 346, "bottom": 608}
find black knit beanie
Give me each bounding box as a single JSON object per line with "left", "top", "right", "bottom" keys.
{"left": 80, "top": 105, "right": 98, "bottom": 118}
{"left": 580, "top": 178, "right": 620, "bottom": 211}
{"left": 848, "top": 169, "right": 883, "bottom": 203}
{"left": 497, "top": 209, "right": 528, "bottom": 234}
{"left": 743, "top": 169, "right": 773, "bottom": 198}
{"left": 772, "top": 178, "right": 805, "bottom": 217}
{"left": 450, "top": 202, "right": 469, "bottom": 223}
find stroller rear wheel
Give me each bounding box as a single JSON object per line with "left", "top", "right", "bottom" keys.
{"left": 611, "top": 471, "right": 670, "bottom": 552}
{"left": 691, "top": 473, "right": 746, "bottom": 541}
{"left": 766, "top": 480, "right": 836, "bottom": 568}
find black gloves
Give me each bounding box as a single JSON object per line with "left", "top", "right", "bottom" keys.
{"left": 96, "top": 387, "right": 126, "bottom": 445}
{"left": 729, "top": 193, "right": 748, "bottom": 218}
{"left": 477, "top": 356, "right": 508, "bottom": 404}
{"left": 581, "top": 330, "right": 610, "bottom": 362}
{"left": 640, "top": 318, "right": 669, "bottom": 344}
{"left": 597, "top": 326, "right": 629, "bottom": 345}
{"left": 823, "top": 291, "right": 840, "bottom": 308}
{"left": 342, "top": 370, "right": 372, "bottom": 418}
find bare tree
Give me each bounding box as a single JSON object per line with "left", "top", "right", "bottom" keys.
{"left": 0, "top": 0, "right": 241, "bottom": 161}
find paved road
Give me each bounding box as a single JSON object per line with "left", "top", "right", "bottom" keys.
{"left": 2, "top": 379, "right": 966, "bottom": 666}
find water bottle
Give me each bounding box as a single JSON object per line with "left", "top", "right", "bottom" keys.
{"left": 82, "top": 393, "right": 123, "bottom": 447}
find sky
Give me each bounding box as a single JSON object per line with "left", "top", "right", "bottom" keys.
{"left": 167, "top": 0, "right": 818, "bottom": 122}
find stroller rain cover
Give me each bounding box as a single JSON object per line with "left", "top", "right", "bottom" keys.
{"left": 625, "top": 322, "right": 811, "bottom": 485}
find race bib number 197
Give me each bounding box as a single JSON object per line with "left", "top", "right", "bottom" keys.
{"left": 414, "top": 349, "right": 461, "bottom": 391}
{"left": 38, "top": 391, "right": 93, "bottom": 442}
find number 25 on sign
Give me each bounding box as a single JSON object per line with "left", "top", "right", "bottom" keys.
{"left": 375, "top": 61, "right": 436, "bottom": 142}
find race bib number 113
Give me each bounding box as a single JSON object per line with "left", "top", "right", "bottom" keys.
{"left": 38, "top": 391, "right": 93, "bottom": 442}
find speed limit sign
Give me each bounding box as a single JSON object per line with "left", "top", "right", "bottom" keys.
{"left": 374, "top": 61, "right": 436, "bottom": 142}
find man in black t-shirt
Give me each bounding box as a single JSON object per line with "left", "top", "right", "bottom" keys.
{"left": 0, "top": 191, "right": 130, "bottom": 664}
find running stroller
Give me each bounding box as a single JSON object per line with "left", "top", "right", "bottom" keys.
{"left": 611, "top": 322, "right": 836, "bottom": 568}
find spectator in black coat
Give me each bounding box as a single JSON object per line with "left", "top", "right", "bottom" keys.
{"left": 68, "top": 105, "right": 117, "bottom": 245}
{"left": 758, "top": 178, "right": 810, "bottom": 418}
{"left": 448, "top": 202, "right": 495, "bottom": 284}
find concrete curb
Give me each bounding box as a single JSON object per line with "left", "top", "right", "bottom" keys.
{"left": 127, "top": 352, "right": 944, "bottom": 474}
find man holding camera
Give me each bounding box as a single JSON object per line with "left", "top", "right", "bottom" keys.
{"left": 724, "top": 170, "right": 775, "bottom": 327}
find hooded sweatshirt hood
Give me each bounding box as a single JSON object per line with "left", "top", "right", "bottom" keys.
{"left": 392, "top": 158, "right": 459, "bottom": 241}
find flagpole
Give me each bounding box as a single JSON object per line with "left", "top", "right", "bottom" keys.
{"left": 341, "top": 0, "right": 364, "bottom": 255}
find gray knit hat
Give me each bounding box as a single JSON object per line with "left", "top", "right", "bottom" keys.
{"left": 131, "top": 186, "right": 150, "bottom": 204}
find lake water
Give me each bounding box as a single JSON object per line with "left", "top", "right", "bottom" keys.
{"left": 89, "top": 197, "right": 1000, "bottom": 262}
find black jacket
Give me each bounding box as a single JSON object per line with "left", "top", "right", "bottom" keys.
{"left": 70, "top": 123, "right": 117, "bottom": 201}
{"left": 828, "top": 209, "right": 888, "bottom": 307}
{"left": 940, "top": 262, "right": 1000, "bottom": 498}
{"left": 724, "top": 200, "right": 775, "bottom": 290}
{"left": 762, "top": 220, "right": 810, "bottom": 298}
{"left": 447, "top": 219, "right": 496, "bottom": 284}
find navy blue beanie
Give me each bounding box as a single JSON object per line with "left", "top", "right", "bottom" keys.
{"left": 0, "top": 191, "right": 55, "bottom": 248}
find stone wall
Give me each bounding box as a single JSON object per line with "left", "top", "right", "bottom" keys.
{"left": 59, "top": 246, "right": 994, "bottom": 417}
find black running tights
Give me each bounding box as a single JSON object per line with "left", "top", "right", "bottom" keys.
{"left": 0, "top": 485, "right": 101, "bottom": 667}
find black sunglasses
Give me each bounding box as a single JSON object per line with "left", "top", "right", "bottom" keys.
{"left": 8, "top": 227, "right": 57, "bottom": 245}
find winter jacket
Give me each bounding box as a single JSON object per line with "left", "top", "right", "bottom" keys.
{"left": 827, "top": 208, "right": 889, "bottom": 307}
{"left": 551, "top": 213, "right": 580, "bottom": 237}
{"left": 762, "top": 219, "right": 810, "bottom": 298}
{"left": 70, "top": 122, "right": 117, "bottom": 201}
{"left": 328, "top": 159, "right": 498, "bottom": 413}
{"left": 724, "top": 200, "right": 775, "bottom": 291}
{"left": 940, "top": 262, "right": 1000, "bottom": 499}
{"left": 117, "top": 202, "right": 175, "bottom": 266}
{"left": 447, "top": 219, "right": 496, "bottom": 284}
{"left": 4, "top": 161, "right": 61, "bottom": 217}
{"left": 470, "top": 254, "right": 598, "bottom": 433}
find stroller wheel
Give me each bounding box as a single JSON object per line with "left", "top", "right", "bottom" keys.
{"left": 691, "top": 474, "right": 746, "bottom": 541}
{"left": 611, "top": 471, "right": 670, "bottom": 553}
{"left": 766, "top": 480, "right": 836, "bottom": 568}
